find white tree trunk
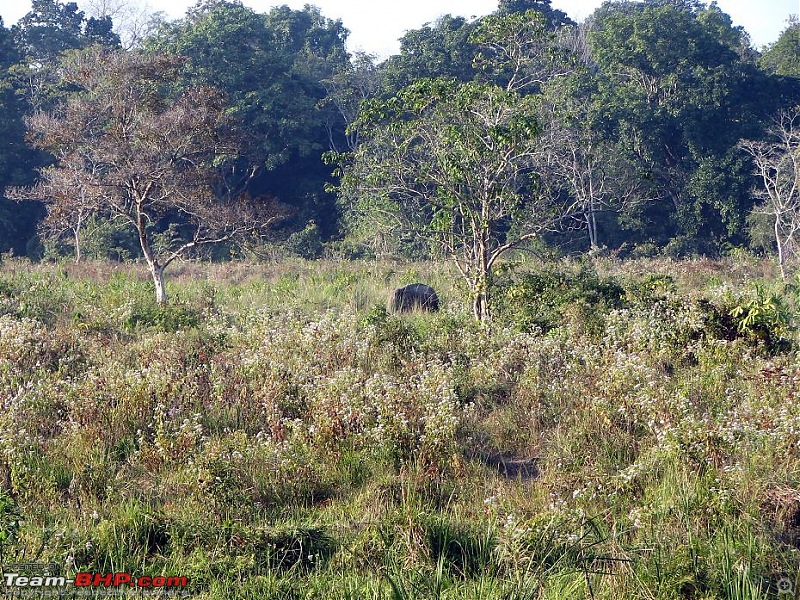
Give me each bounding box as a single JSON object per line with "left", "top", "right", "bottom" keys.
{"left": 151, "top": 264, "right": 167, "bottom": 304}
{"left": 73, "top": 227, "right": 82, "bottom": 263}
{"left": 776, "top": 214, "right": 787, "bottom": 281}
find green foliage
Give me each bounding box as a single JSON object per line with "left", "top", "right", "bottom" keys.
{"left": 728, "top": 284, "right": 794, "bottom": 351}
{"left": 340, "top": 77, "right": 547, "bottom": 319}
{"left": 145, "top": 1, "right": 348, "bottom": 232}
{"left": 497, "top": 0, "right": 573, "bottom": 28}
{"left": 285, "top": 221, "right": 324, "bottom": 259}
{"left": 496, "top": 266, "right": 626, "bottom": 333}
{"left": 424, "top": 516, "right": 496, "bottom": 579}
{"left": 12, "top": 0, "right": 119, "bottom": 64}
{"left": 0, "top": 18, "right": 40, "bottom": 255}
{"left": 380, "top": 15, "right": 477, "bottom": 94}
{"left": 80, "top": 216, "right": 140, "bottom": 261}
{"left": 0, "top": 490, "right": 21, "bottom": 559}
{"left": 121, "top": 301, "right": 200, "bottom": 332}
{"left": 760, "top": 21, "right": 800, "bottom": 77}
{"left": 587, "top": 0, "right": 772, "bottom": 251}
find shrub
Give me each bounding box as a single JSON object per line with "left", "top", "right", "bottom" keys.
{"left": 122, "top": 301, "right": 200, "bottom": 332}
{"left": 728, "top": 284, "right": 794, "bottom": 353}
{"left": 495, "top": 266, "right": 626, "bottom": 333}
{"left": 0, "top": 490, "right": 21, "bottom": 560}
{"left": 285, "top": 222, "right": 324, "bottom": 259}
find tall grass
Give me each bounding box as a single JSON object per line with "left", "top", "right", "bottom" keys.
{"left": 0, "top": 256, "right": 798, "bottom": 598}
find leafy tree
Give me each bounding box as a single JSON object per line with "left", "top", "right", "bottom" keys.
{"left": 321, "top": 52, "right": 381, "bottom": 153}
{"left": 470, "top": 11, "right": 633, "bottom": 251}
{"left": 497, "top": 0, "right": 574, "bottom": 29}
{"left": 760, "top": 19, "right": 800, "bottom": 78}
{"left": 470, "top": 9, "right": 556, "bottom": 92}
{"left": 337, "top": 78, "right": 574, "bottom": 321}
{"left": 379, "top": 15, "right": 478, "bottom": 94}
{"left": 145, "top": 1, "right": 349, "bottom": 236}
{"left": 9, "top": 48, "right": 272, "bottom": 303}
{"left": 13, "top": 0, "right": 87, "bottom": 63}
{"left": 0, "top": 18, "right": 41, "bottom": 254}
{"left": 586, "top": 0, "right": 768, "bottom": 252}
{"left": 12, "top": 0, "right": 119, "bottom": 63}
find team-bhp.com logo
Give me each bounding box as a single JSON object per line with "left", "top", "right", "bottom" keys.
{"left": 2, "top": 562, "right": 188, "bottom": 595}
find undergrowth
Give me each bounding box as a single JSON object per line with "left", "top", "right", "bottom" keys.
{"left": 0, "top": 257, "right": 799, "bottom": 599}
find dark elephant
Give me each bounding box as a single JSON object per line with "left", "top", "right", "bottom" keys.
{"left": 387, "top": 283, "right": 439, "bottom": 313}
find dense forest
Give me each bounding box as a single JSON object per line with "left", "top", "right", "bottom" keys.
{"left": 1, "top": 0, "right": 799, "bottom": 269}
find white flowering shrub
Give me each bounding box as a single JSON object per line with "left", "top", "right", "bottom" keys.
{"left": 0, "top": 259, "right": 797, "bottom": 597}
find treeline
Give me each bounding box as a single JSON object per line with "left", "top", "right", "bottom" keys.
{"left": 0, "top": 0, "right": 799, "bottom": 261}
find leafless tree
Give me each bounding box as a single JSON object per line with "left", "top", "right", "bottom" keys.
{"left": 11, "top": 47, "right": 277, "bottom": 302}
{"left": 536, "top": 98, "right": 640, "bottom": 251}
{"left": 8, "top": 155, "right": 101, "bottom": 261}
{"left": 739, "top": 109, "right": 800, "bottom": 279}
{"left": 82, "top": 0, "right": 165, "bottom": 49}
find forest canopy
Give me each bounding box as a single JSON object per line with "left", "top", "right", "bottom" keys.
{"left": 0, "top": 0, "right": 799, "bottom": 266}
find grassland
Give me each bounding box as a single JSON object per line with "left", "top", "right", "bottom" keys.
{"left": 1, "top": 255, "right": 799, "bottom": 599}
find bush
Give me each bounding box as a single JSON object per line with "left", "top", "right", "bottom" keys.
{"left": 80, "top": 215, "right": 141, "bottom": 261}
{"left": 286, "top": 222, "right": 324, "bottom": 259}
{"left": 122, "top": 301, "right": 200, "bottom": 332}
{"left": 727, "top": 284, "right": 794, "bottom": 353}
{"left": 495, "top": 266, "right": 626, "bottom": 333}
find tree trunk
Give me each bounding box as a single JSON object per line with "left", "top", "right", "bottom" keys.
{"left": 73, "top": 227, "right": 82, "bottom": 263}
{"left": 472, "top": 260, "right": 492, "bottom": 323}
{"left": 135, "top": 205, "right": 168, "bottom": 304}
{"left": 472, "top": 288, "right": 491, "bottom": 322}
{"left": 150, "top": 264, "right": 168, "bottom": 304}
{"left": 776, "top": 214, "right": 786, "bottom": 281}
{"left": 472, "top": 233, "right": 493, "bottom": 323}
{"left": 588, "top": 197, "right": 599, "bottom": 250}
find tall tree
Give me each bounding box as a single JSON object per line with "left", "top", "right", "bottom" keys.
{"left": 12, "top": 0, "right": 119, "bottom": 63}
{"left": 739, "top": 110, "right": 800, "bottom": 280}
{"left": 379, "top": 15, "right": 478, "bottom": 94}
{"left": 10, "top": 48, "right": 271, "bottom": 302}
{"left": 497, "top": 0, "right": 573, "bottom": 29}
{"left": 470, "top": 8, "right": 577, "bottom": 93}
{"left": 145, "top": 0, "right": 349, "bottom": 235}
{"left": 81, "top": 0, "right": 165, "bottom": 49}
{"left": 321, "top": 52, "right": 381, "bottom": 153}
{"left": 538, "top": 62, "right": 640, "bottom": 251}
{"left": 760, "top": 19, "right": 800, "bottom": 78}
{"left": 0, "top": 18, "right": 40, "bottom": 254}
{"left": 586, "top": 0, "right": 768, "bottom": 251}
{"left": 337, "top": 78, "right": 575, "bottom": 321}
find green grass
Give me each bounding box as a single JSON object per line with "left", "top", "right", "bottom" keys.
{"left": 0, "top": 256, "right": 799, "bottom": 598}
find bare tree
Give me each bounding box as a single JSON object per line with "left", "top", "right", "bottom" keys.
{"left": 8, "top": 155, "right": 101, "bottom": 261}
{"left": 321, "top": 51, "right": 380, "bottom": 152}
{"left": 11, "top": 47, "right": 275, "bottom": 302}
{"left": 537, "top": 81, "right": 640, "bottom": 251}
{"left": 82, "top": 0, "right": 165, "bottom": 49}
{"left": 739, "top": 110, "right": 800, "bottom": 279}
